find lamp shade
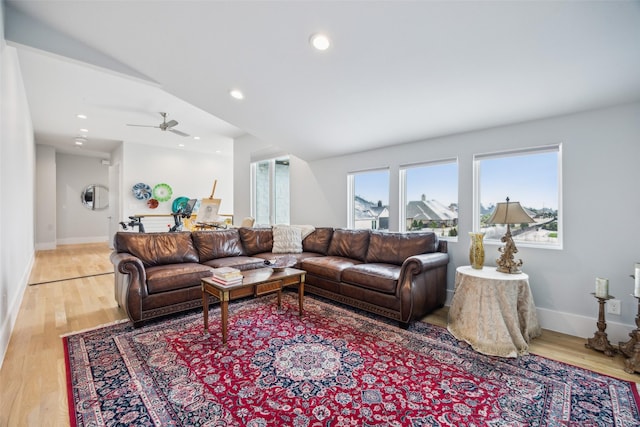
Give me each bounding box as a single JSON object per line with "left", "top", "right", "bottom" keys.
{"left": 486, "top": 200, "right": 535, "bottom": 225}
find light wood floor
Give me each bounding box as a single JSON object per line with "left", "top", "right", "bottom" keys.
{"left": 1, "top": 243, "right": 638, "bottom": 426}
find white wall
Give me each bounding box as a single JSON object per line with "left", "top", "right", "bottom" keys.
{"left": 0, "top": 34, "right": 36, "bottom": 367}
{"left": 55, "top": 152, "right": 110, "bottom": 244}
{"left": 120, "top": 142, "right": 234, "bottom": 232}
{"left": 238, "top": 102, "right": 640, "bottom": 343}
{"left": 230, "top": 103, "right": 640, "bottom": 343}
{"left": 35, "top": 145, "right": 56, "bottom": 249}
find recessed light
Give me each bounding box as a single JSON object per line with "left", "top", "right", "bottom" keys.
{"left": 76, "top": 114, "right": 87, "bottom": 119}
{"left": 75, "top": 140, "right": 84, "bottom": 146}
{"left": 310, "top": 33, "right": 331, "bottom": 51}
{"left": 178, "top": 143, "right": 185, "bottom": 148}
{"left": 193, "top": 136, "right": 201, "bottom": 140}
{"left": 79, "top": 128, "right": 88, "bottom": 133}
{"left": 215, "top": 150, "right": 221, "bottom": 154}
{"left": 230, "top": 89, "right": 244, "bottom": 100}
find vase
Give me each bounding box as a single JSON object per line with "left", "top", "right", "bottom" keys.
{"left": 469, "top": 232, "right": 485, "bottom": 269}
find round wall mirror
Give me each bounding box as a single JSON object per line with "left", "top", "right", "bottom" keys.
{"left": 81, "top": 184, "right": 109, "bottom": 210}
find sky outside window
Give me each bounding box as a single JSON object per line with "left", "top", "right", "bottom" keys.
{"left": 479, "top": 151, "right": 558, "bottom": 210}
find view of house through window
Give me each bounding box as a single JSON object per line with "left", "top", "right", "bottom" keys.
{"left": 348, "top": 169, "right": 389, "bottom": 230}
{"left": 252, "top": 157, "right": 290, "bottom": 226}
{"left": 475, "top": 145, "right": 561, "bottom": 247}
{"left": 401, "top": 159, "right": 458, "bottom": 238}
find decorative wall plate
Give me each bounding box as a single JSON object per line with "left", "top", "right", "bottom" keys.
{"left": 172, "top": 196, "right": 190, "bottom": 213}
{"left": 153, "top": 183, "right": 173, "bottom": 202}
{"left": 147, "top": 198, "right": 159, "bottom": 209}
{"left": 132, "top": 183, "right": 152, "bottom": 200}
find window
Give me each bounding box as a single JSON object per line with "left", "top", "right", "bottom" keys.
{"left": 400, "top": 159, "right": 458, "bottom": 238}
{"left": 348, "top": 169, "right": 389, "bottom": 230}
{"left": 251, "top": 157, "right": 290, "bottom": 226}
{"left": 474, "top": 145, "right": 561, "bottom": 247}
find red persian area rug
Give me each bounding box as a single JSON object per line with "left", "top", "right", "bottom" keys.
{"left": 63, "top": 293, "right": 640, "bottom": 426}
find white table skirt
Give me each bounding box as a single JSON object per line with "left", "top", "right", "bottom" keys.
{"left": 447, "top": 265, "right": 541, "bottom": 358}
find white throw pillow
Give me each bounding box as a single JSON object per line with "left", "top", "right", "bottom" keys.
{"left": 272, "top": 225, "right": 303, "bottom": 253}
{"left": 292, "top": 224, "right": 315, "bottom": 240}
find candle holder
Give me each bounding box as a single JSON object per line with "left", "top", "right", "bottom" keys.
{"left": 621, "top": 295, "right": 640, "bottom": 374}
{"left": 585, "top": 293, "right": 617, "bottom": 357}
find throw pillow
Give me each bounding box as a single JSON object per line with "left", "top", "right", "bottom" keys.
{"left": 292, "top": 224, "right": 315, "bottom": 240}
{"left": 272, "top": 225, "right": 303, "bottom": 253}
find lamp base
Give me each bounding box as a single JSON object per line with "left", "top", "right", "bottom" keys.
{"left": 496, "top": 226, "right": 525, "bottom": 274}
{"left": 496, "top": 262, "right": 524, "bottom": 274}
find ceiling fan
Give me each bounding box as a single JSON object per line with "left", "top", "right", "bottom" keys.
{"left": 126, "top": 112, "right": 190, "bottom": 137}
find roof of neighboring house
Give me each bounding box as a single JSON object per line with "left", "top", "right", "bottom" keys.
{"left": 406, "top": 199, "right": 457, "bottom": 222}
{"left": 355, "top": 196, "right": 389, "bottom": 220}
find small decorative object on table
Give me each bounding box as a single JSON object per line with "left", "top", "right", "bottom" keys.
{"left": 264, "top": 255, "right": 296, "bottom": 272}
{"left": 585, "top": 292, "right": 617, "bottom": 357}
{"left": 468, "top": 232, "right": 485, "bottom": 270}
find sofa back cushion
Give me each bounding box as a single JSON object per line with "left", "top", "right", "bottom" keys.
{"left": 366, "top": 231, "right": 438, "bottom": 265}
{"left": 302, "top": 227, "right": 334, "bottom": 254}
{"left": 113, "top": 232, "right": 199, "bottom": 267}
{"left": 327, "top": 229, "right": 370, "bottom": 261}
{"left": 192, "top": 229, "right": 246, "bottom": 262}
{"left": 238, "top": 227, "right": 274, "bottom": 255}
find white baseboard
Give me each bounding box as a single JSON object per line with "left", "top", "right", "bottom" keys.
{"left": 0, "top": 253, "right": 33, "bottom": 370}
{"left": 444, "top": 289, "right": 634, "bottom": 345}
{"left": 35, "top": 241, "right": 56, "bottom": 250}
{"left": 56, "top": 236, "right": 109, "bottom": 245}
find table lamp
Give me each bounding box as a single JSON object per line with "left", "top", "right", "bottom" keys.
{"left": 485, "top": 197, "right": 535, "bottom": 274}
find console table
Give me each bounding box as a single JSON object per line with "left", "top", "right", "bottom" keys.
{"left": 447, "top": 266, "right": 541, "bottom": 358}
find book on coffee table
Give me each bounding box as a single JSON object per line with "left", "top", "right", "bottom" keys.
{"left": 209, "top": 275, "right": 243, "bottom": 286}
{"left": 211, "top": 267, "right": 242, "bottom": 281}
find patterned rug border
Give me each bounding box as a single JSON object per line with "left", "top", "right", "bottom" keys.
{"left": 63, "top": 293, "right": 640, "bottom": 426}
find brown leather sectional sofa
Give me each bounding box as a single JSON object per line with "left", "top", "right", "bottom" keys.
{"left": 110, "top": 227, "right": 449, "bottom": 327}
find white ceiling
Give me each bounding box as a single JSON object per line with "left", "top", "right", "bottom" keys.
{"left": 5, "top": 0, "right": 640, "bottom": 161}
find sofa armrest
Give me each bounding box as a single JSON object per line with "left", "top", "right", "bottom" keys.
{"left": 110, "top": 251, "right": 148, "bottom": 324}
{"left": 397, "top": 252, "right": 449, "bottom": 323}
{"left": 401, "top": 252, "right": 449, "bottom": 275}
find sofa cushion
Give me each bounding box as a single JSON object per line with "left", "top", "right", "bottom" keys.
{"left": 114, "top": 232, "right": 199, "bottom": 267}
{"left": 192, "top": 229, "right": 246, "bottom": 262}
{"left": 201, "top": 256, "right": 266, "bottom": 271}
{"left": 341, "top": 263, "right": 401, "bottom": 294}
{"left": 146, "top": 263, "right": 213, "bottom": 294}
{"left": 301, "top": 256, "right": 362, "bottom": 282}
{"left": 238, "top": 228, "right": 274, "bottom": 255}
{"left": 327, "top": 229, "right": 370, "bottom": 261}
{"left": 302, "top": 227, "right": 333, "bottom": 254}
{"left": 272, "top": 225, "right": 303, "bottom": 253}
{"left": 366, "top": 231, "right": 437, "bottom": 265}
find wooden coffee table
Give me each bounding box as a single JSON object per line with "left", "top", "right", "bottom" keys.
{"left": 201, "top": 267, "right": 306, "bottom": 345}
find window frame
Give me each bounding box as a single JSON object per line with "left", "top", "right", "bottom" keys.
{"left": 347, "top": 168, "right": 390, "bottom": 230}
{"left": 250, "top": 156, "right": 290, "bottom": 226}
{"left": 473, "top": 144, "right": 563, "bottom": 250}
{"left": 399, "top": 158, "right": 459, "bottom": 240}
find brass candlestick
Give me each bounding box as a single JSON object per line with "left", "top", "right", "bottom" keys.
{"left": 622, "top": 295, "right": 640, "bottom": 374}
{"left": 619, "top": 295, "right": 640, "bottom": 357}
{"left": 585, "top": 293, "right": 616, "bottom": 357}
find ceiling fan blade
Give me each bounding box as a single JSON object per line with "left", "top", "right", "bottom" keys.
{"left": 169, "top": 128, "right": 190, "bottom": 137}
{"left": 165, "top": 119, "right": 179, "bottom": 128}
{"left": 126, "top": 124, "right": 160, "bottom": 128}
